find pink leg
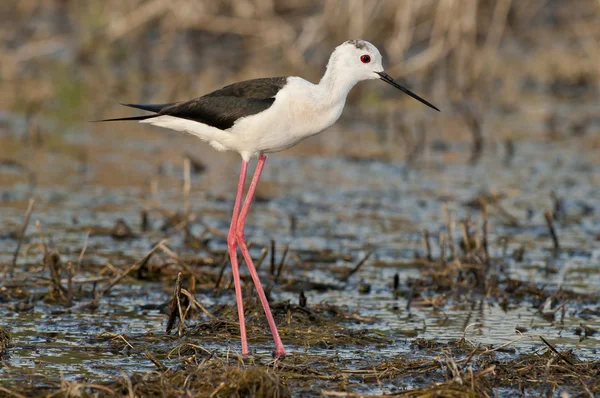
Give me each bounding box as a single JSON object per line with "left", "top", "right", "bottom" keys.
{"left": 236, "top": 155, "right": 287, "bottom": 358}
{"left": 228, "top": 160, "right": 249, "bottom": 356}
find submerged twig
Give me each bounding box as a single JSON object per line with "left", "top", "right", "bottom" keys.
{"left": 67, "top": 230, "right": 90, "bottom": 307}
{"left": 66, "top": 261, "right": 73, "bottom": 307}
{"left": 98, "top": 332, "right": 134, "bottom": 350}
{"left": 77, "top": 230, "right": 91, "bottom": 267}
{"left": 342, "top": 250, "right": 373, "bottom": 283}
{"left": 443, "top": 204, "right": 456, "bottom": 259}
{"left": 544, "top": 210, "right": 560, "bottom": 251}
{"left": 274, "top": 245, "right": 289, "bottom": 283}
{"left": 270, "top": 239, "right": 276, "bottom": 275}
{"left": 145, "top": 350, "right": 167, "bottom": 371}
{"left": 7, "top": 198, "right": 35, "bottom": 278}
{"left": 254, "top": 246, "right": 269, "bottom": 271}
{"left": 100, "top": 240, "right": 165, "bottom": 298}
{"left": 45, "top": 250, "right": 65, "bottom": 298}
{"left": 422, "top": 230, "right": 433, "bottom": 262}
{"left": 299, "top": 290, "right": 307, "bottom": 307}
{"left": 214, "top": 253, "right": 229, "bottom": 293}
{"left": 180, "top": 288, "right": 216, "bottom": 320}
{"left": 158, "top": 242, "right": 205, "bottom": 282}
{"left": 141, "top": 210, "right": 150, "bottom": 232}
{"left": 166, "top": 272, "right": 184, "bottom": 336}
{"left": 439, "top": 232, "right": 446, "bottom": 267}
{"left": 539, "top": 336, "right": 573, "bottom": 366}
{"left": 481, "top": 202, "right": 489, "bottom": 265}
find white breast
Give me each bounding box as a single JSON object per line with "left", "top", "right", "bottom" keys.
{"left": 229, "top": 77, "right": 346, "bottom": 158}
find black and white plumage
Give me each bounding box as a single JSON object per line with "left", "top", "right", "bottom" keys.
{"left": 104, "top": 77, "right": 288, "bottom": 130}
{"left": 99, "top": 40, "right": 438, "bottom": 161}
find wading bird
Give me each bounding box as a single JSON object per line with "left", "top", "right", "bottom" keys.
{"left": 99, "top": 40, "right": 439, "bottom": 359}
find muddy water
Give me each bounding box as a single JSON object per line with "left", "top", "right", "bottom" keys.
{"left": 1, "top": 102, "right": 599, "bottom": 393}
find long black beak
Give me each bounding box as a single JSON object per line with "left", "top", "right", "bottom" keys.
{"left": 376, "top": 71, "right": 440, "bottom": 112}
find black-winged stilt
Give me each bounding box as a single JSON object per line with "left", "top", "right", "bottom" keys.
{"left": 99, "top": 40, "right": 439, "bottom": 359}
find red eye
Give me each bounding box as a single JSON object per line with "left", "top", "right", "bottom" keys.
{"left": 360, "top": 54, "right": 371, "bottom": 64}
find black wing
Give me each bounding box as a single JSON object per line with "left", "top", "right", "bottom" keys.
{"left": 158, "top": 96, "right": 276, "bottom": 130}
{"left": 97, "top": 77, "right": 288, "bottom": 130}
{"left": 204, "top": 77, "right": 287, "bottom": 99}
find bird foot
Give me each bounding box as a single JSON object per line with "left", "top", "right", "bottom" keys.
{"left": 273, "top": 347, "right": 287, "bottom": 359}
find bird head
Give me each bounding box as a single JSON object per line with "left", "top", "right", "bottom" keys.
{"left": 329, "top": 40, "right": 439, "bottom": 112}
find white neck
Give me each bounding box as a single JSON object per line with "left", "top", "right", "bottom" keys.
{"left": 317, "top": 64, "right": 358, "bottom": 107}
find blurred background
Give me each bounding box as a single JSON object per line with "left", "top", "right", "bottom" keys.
{"left": 2, "top": 0, "right": 599, "bottom": 170}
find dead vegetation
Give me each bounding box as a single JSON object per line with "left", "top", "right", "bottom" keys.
{"left": 116, "top": 361, "right": 291, "bottom": 398}
{"left": 2, "top": 331, "right": 597, "bottom": 397}
{"left": 1, "top": 188, "right": 598, "bottom": 396}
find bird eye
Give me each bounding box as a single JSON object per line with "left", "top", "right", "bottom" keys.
{"left": 360, "top": 54, "right": 371, "bottom": 64}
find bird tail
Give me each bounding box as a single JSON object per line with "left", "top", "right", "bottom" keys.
{"left": 91, "top": 102, "right": 178, "bottom": 122}
{"left": 90, "top": 115, "right": 157, "bottom": 122}
{"left": 120, "top": 103, "right": 176, "bottom": 113}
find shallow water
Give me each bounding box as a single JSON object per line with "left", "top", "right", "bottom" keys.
{"left": 1, "top": 100, "right": 599, "bottom": 395}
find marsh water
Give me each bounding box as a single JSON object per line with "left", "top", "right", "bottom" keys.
{"left": 1, "top": 88, "right": 599, "bottom": 395}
